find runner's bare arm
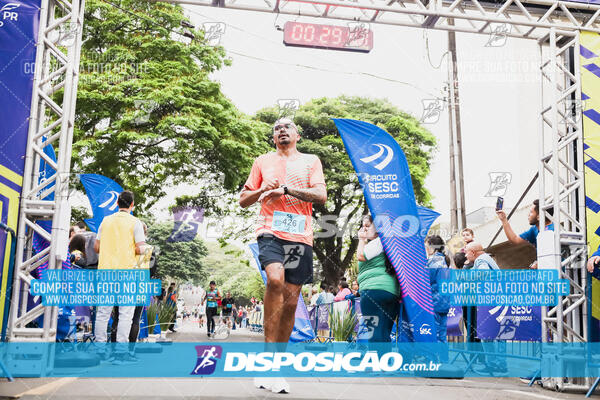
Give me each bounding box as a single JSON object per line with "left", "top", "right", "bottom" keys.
{"left": 258, "top": 184, "right": 327, "bottom": 205}
{"left": 286, "top": 184, "right": 327, "bottom": 205}
{"left": 239, "top": 178, "right": 280, "bottom": 208}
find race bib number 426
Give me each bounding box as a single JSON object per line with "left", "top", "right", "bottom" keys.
{"left": 272, "top": 211, "right": 306, "bottom": 235}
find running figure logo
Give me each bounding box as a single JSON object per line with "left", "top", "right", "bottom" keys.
{"left": 168, "top": 206, "right": 204, "bottom": 242}
{"left": 283, "top": 244, "right": 305, "bottom": 269}
{"left": 191, "top": 345, "right": 222, "bottom": 375}
{"left": 357, "top": 315, "right": 379, "bottom": 340}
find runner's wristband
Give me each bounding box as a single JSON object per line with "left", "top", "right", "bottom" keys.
{"left": 281, "top": 185, "right": 289, "bottom": 195}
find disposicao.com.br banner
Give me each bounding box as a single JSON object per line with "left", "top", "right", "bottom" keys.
{"left": 4, "top": 342, "right": 600, "bottom": 378}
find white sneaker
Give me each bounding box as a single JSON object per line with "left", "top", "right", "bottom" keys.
{"left": 253, "top": 377, "right": 271, "bottom": 390}
{"left": 271, "top": 377, "right": 290, "bottom": 394}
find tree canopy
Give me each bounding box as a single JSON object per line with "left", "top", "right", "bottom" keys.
{"left": 73, "top": 0, "right": 269, "bottom": 209}
{"left": 146, "top": 221, "right": 208, "bottom": 283}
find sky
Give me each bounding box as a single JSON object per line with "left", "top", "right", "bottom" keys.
{"left": 149, "top": 4, "right": 543, "bottom": 232}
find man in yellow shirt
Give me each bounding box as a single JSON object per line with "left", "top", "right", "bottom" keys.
{"left": 93, "top": 191, "right": 146, "bottom": 364}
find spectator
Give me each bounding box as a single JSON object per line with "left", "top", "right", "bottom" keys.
{"left": 329, "top": 285, "right": 337, "bottom": 296}
{"left": 356, "top": 215, "right": 400, "bottom": 344}
{"left": 69, "top": 234, "right": 87, "bottom": 267}
{"left": 349, "top": 280, "right": 360, "bottom": 298}
{"left": 456, "top": 250, "right": 477, "bottom": 344}
{"left": 334, "top": 281, "right": 352, "bottom": 302}
{"left": 197, "top": 301, "right": 206, "bottom": 328}
{"left": 325, "top": 287, "right": 334, "bottom": 304}
{"left": 315, "top": 282, "right": 328, "bottom": 305}
{"left": 93, "top": 190, "right": 145, "bottom": 364}
{"left": 464, "top": 242, "right": 505, "bottom": 373}
{"left": 497, "top": 199, "right": 554, "bottom": 269}
{"left": 465, "top": 242, "right": 499, "bottom": 270}
{"left": 166, "top": 282, "right": 178, "bottom": 332}
{"left": 237, "top": 306, "right": 243, "bottom": 326}
{"left": 460, "top": 228, "right": 475, "bottom": 268}
{"left": 424, "top": 235, "right": 451, "bottom": 344}
{"left": 309, "top": 287, "right": 319, "bottom": 306}
{"left": 454, "top": 251, "right": 467, "bottom": 270}
{"left": 242, "top": 306, "right": 248, "bottom": 329}
{"left": 78, "top": 230, "right": 99, "bottom": 269}
{"left": 76, "top": 221, "right": 87, "bottom": 232}
{"left": 232, "top": 304, "right": 238, "bottom": 330}
{"left": 69, "top": 224, "right": 85, "bottom": 240}
{"left": 460, "top": 228, "right": 474, "bottom": 250}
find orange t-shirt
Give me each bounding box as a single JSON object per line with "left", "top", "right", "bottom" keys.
{"left": 243, "top": 152, "right": 326, "bottom": 246}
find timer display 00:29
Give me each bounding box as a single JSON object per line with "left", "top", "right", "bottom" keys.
{"left": 283, "top": 21, "right": 373, "bottom": 53}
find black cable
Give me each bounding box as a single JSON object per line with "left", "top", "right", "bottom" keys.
{"left": 99, "top": 0, "right": 191, "bottom": 40}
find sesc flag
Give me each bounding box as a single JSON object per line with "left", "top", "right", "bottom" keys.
{"left": 80, "top": 174, "right": 123, "bottom": 232}
{"left": 334, "top": 118, "right": 437, "bottom": 342}
{"left": 249, "top": 243, "right": 316, "bottom": 342}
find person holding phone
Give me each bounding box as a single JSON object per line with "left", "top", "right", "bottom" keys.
{"left": 496, "top": 200, "right": 554, "bottom": 269}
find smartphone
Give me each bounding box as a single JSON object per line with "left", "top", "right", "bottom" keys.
{"left": 496, "top": 196, "right": 504, "bottom": 211}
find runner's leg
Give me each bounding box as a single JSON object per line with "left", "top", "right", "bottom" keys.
{"left": 206, "top": 308, "right": 215, "bottom": 335}
{"left": 277, "top": 282, "right": 301, "bottom": 342}
{"left": 264, "top": 262, "right": 285, "bottom": 343}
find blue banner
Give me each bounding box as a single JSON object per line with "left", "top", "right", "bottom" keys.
{"left": 80, "top": 174, "right": 124, "bottom": 232}
{"left": 477, "top": 306, "right": 542, "bottom": 341}
{"left": 249, "top": 243, "right": 316, "bottom": 342}
{"left": 0, "top": 0, "right": 42, "bottom": 339}
{"left": 38, "top": 137, "right": 57, "bottom": 201}
{"left": 447, "top": 306, "right": 462, "bottom": 337}
{"left": 416, "top": 205, "right": 440, "bottom": 237}
{"left": 334, "top": 118, "right": 436, "bottom": 342}
{"left": 9, "top": 342, "right": 600, "bottom": 378}
{"left": 34, "top": 138, "right": 56, "bottom": 247}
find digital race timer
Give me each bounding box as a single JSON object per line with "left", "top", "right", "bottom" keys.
{"left": 283, "top": 21, "right": 373, "bottom": 53}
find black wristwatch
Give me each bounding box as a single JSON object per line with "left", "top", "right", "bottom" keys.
{"left": 281, "top": 185, "right": 289, "bottom": 195}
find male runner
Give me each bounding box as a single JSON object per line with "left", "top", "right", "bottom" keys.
{"left": 240, "top": 117, "right": 326, "bottom": 393}
{"left": 204, "top": 281, "right": 221, "bottom": 338}
{"left": 221, "top": 292, "right": 235, "bottom": 329}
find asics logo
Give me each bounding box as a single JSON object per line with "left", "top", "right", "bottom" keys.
{"left": 359, "top": 144, "right": 393, "bottom": 170}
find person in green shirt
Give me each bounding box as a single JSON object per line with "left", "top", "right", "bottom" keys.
{"left": 357, "top": 215, "right": 400, "bottom": 343}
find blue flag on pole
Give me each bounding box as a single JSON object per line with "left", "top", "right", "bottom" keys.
{"left": 249, "top": 243, "right": 316, "bottom": 342}
{"left": 80, "top": 174, "right": 124, "bottom": 232}
{"left": 35, "top": 138, "right": 57, "bottom": 234}
{"left": 334, "top": 118, "right": 437, "bottom": 342}
{"left": 38, "top": 137, "right": 57, "bottom": 201}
